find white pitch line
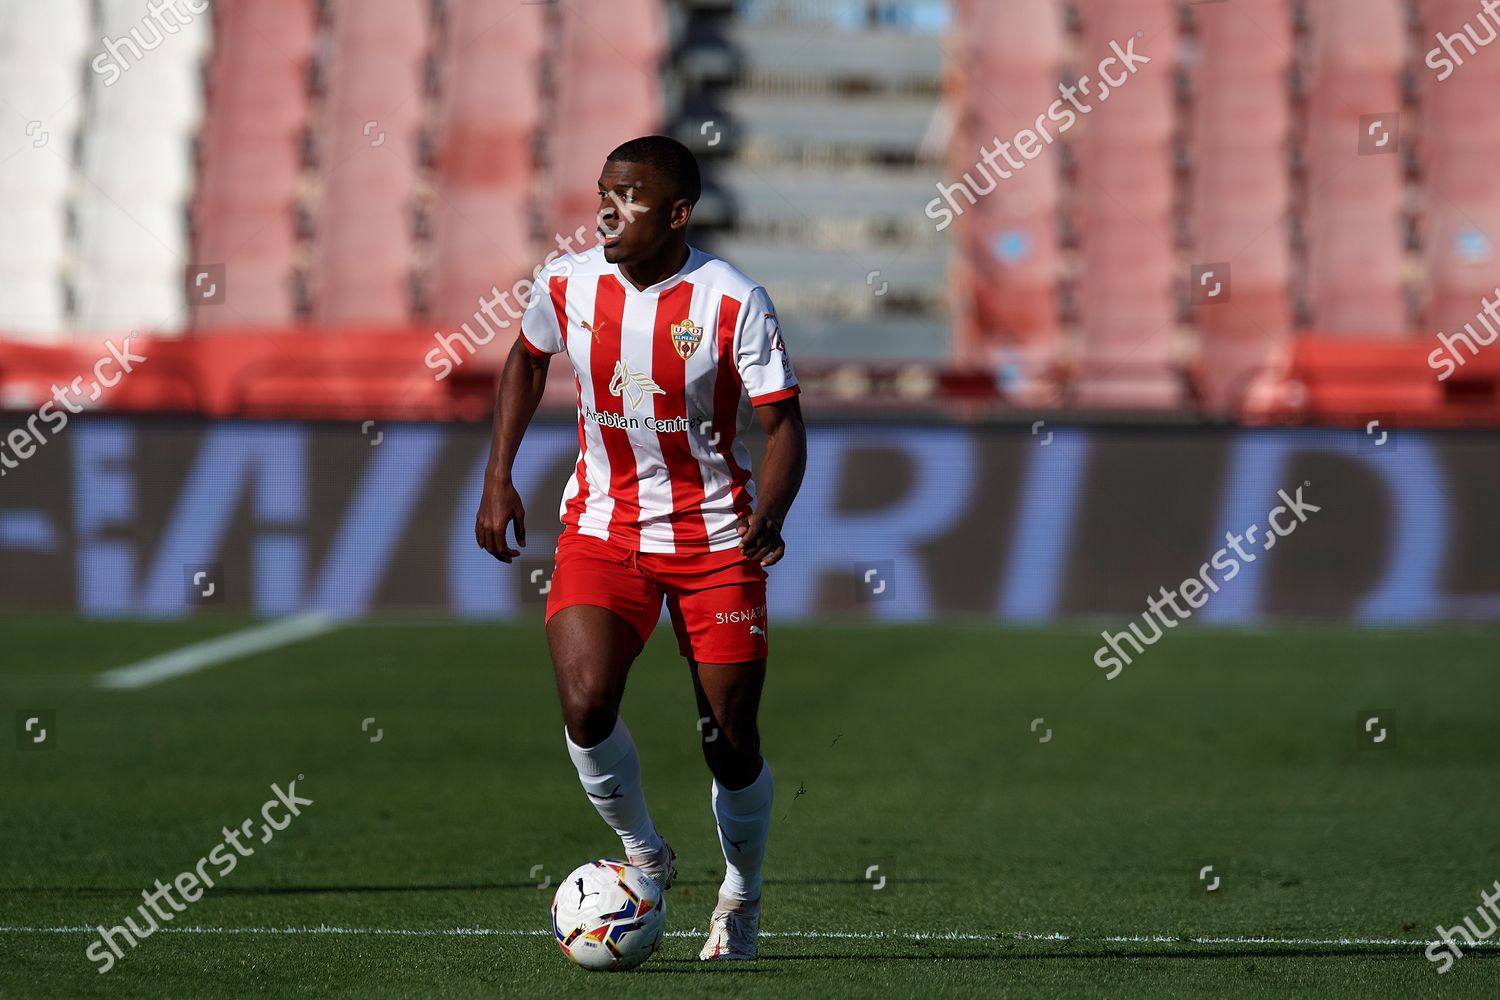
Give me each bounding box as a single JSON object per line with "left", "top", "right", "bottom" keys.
{"left": 96, "top": 613, "right": 338, "bottom": 690}
{"left": 0, "top": 925, "right": 1488, "bottom": 949}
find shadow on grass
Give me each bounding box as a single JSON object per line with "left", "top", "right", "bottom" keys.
{"left": 3, "top": 876, "right": 949, "bottom": 897}
{"left": 763, "top": 948, "right": 1500, "bottom": 962}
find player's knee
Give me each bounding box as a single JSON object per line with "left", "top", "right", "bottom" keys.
{"left": 558, "top": 682, "right": 619, "bottom": 746}
{"left": 564, "top": 708, "right": 618, "bottom": 748}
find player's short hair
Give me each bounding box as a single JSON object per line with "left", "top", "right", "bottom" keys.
{"left": 606, "top": 135, "right": 702, "bottom": 206}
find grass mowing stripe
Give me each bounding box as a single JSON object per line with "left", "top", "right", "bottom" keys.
{"left": 95, "top": 613, "right": 338, "bottom": 689}
{"left": 0, "top": 926, "right": 1481, "bottom": 950}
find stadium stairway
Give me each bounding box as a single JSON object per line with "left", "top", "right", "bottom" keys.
{"left": 672, "top": 0, "right": 952, "bottom": 362}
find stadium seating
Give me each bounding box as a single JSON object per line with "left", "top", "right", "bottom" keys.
{"left": 546, "top": 0, "right": 667, "bottom": 244}
{"left": 1416, "top": 0, "right": 1500, "bottom": 341}
{"left": 193, "top": 0, "right": 316, "bottom": 330}
{"left": 1301, "top": 0, "right": 1408, "bottom": 336}
{"left": 1071, "top": 0, "right": 1182, "bottom": 408}
{"left": 948, "top": 0, "right": 1065, "bottom": 400}
{"left": 1187, "top": 0, "right": 1294, "bottom": 412}
{"left": 309, "top": 0, "right": 429, "bottom": 326}
{"left": 72, "top": 0, "right": 208, "bottom": 336}
{"left": 0, "top": 0, "right": 90, "bottom": 340}
{"left": 428, "top": 0, "right": 546, "bottom": 326}
{"left": 1, "top": 0, "right": 1499, "bottom": 424}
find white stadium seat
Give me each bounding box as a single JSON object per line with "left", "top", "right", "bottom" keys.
{"left": 75, "top": 201, "right": 188, "bottom": 271}
{"left": 0, "top": 202, "right": 69, "bottom": 270}
{"left": 0, "top": 0, "right": 92, "bottom": 341}
{"left": 73, "top": 271, "right": 188, "bottom": 334}
{"left": 0, "top": 148, "right": 74, "bottom": 204}
{"left": 0, "top": 0, "right": 91, "bottom": 57}
{"left": 0, "top": 273, "right": 67, "bottom": 339}
{"left": 78, "top": 129, "right": 197, "bottom": 203}
{"left": 97, "top": 0, "right": 213, "bottom": 58}
{"left": 90, "top": 62, "right": 206, "bottom": 130}
{"left": 70, "top": 0, "right": 208, "bottom": 338}
{"left": 0, "top": 64, "right": 88, "bottom": 134}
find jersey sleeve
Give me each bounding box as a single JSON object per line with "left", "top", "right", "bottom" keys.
{"left": 736, "top": 286, "right": 800, "bottom": 406}
{"left": 519, "top": 275, "right": 566, "bottom": 356}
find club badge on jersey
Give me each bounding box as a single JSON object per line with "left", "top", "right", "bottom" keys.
{"left": 671, "top": 318, "right": 704, "bottom": 360}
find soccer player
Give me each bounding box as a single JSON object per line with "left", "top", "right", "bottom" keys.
{"left": 474, "top": 135, "right": 807, "bottom": 961}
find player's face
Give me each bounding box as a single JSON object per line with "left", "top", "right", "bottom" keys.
{"left": 596, "top": 160, "right": 686, "bottom": 265}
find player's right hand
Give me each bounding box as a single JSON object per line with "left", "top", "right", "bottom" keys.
{"left": 476, "top": 478, "right": 526, "bottom": 563}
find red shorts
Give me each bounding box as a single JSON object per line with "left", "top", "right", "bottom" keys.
{"left": 544, "top": 531, "right": 769, "bottom": 663}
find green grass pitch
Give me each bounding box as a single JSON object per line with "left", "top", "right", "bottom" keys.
{"left": 3, "top": 614, "right": 1500, "bottom": 998}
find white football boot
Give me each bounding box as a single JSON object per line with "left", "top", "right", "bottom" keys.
{"left": 627, "top": 838, "right": 677, "bottom": 891}
{"left": 698, "top": 896, "right": 760, "bottom": 960}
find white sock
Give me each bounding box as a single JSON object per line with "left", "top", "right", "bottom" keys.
{"left": 711, "top": 759, "right": 773, "bottom": 902}
{"left": 565, "top": 719, "right": 664, "bottom": 858}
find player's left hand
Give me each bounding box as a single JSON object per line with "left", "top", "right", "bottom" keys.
{"left": 737, "top": 512, "right": 785, "bottom": 567}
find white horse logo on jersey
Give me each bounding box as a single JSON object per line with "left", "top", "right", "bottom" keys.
{"left": 609, "top": 359, "right": 664, "bottom": 411}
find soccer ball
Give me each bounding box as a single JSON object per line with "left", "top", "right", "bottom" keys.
{"left": 551, "top": 859, "right": 666, "bottom": 971}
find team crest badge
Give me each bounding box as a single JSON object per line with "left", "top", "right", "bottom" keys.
{"left": 671, "top": 318, "right": 704, "bottom": 360}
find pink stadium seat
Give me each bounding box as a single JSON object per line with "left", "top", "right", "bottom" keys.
{"left": 1307, "top": 213, "right": 1407, "bottom": 327}
{"left": 310, "top": 0, "right": 429, "bottom": 326}
{"left": 438, "top": 66, "right": 541, "bottom": 188}
{"left": 1192, "top": 0, "right": 1292, "bottom": 72}
{"left": 562, "top": 0, "right": 665, "bottom": 61}
{"left": 1192, "top": 80, "right": 1290, "bottom": 147}
{"left": 1424, "top": 197, "right": 1500, "bottom": 329}
{"left": 1193, "top": 193, "right": 1290, "bottom": 288}
{"left": 313, "top": 154, "right": 419, "bottom": 325}
{"left": 1420, "top": 72, "right": 1500, "bottom": 158}
{"left": 191, "top": 208, "right": 300, "bottom": 329}
{"left": 1074, "top": 152, "right": 1173, "bottom": 222}
{"left": 194, "top": 137, "right": 302, "bottom": 215}
{"left": 1187, "top": 1, "right": 1293, "bottom": 411}
{"left": 331, "top": 0, "right": 427, "bottom": 49}
{"left": 949, "top": 0, "right": 1064, "bottom": 391}
{"left": 1421, "top": 154, "right": 1492, "bottom": 208}
{"left": 204, "top": 0, "right": 315, "bottom": 138}
{"left": 1416, "top": 0, "right": 1500, "bottom": 107}
{"left": 192, "top": 0, "right": 315, "bottom": 331}
{"left": 1071, "top": 0, "right": 1180, "bottom": 407}
{"left": 1306, "top": 0, "right": 1406, "bottom": 73}
{"left": 962, "top": 0, "right": 1064, "bottom": 72}
{"left": 428, "top": 0, "right": 546, "bottom": 324}
{"left": 546, "top": 1, "right": 666, "bottom": 242}
{"left": 428, "top": 192, "right": 533, "bottom": 329}
{"left": 1300, "top": 0, "right": 1407, "bottom": 336}
{"left": 1413, "top": 0, "right": 1500, "bottom": 336}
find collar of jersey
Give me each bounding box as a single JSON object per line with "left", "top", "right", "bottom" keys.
{"left": 605, "top": 244, "right": 707, "bottom": 294}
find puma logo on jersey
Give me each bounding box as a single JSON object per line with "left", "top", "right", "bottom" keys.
{"left": 609, "top": 359, "right": 664, "bottom": 410}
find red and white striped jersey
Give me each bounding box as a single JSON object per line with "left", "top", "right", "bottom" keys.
{"left": 518, "top": 245, "right": 799, "bottom": 554}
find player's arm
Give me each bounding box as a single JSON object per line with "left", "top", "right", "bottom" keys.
{"left": 734, "top": 287, "right": 805, "bottom": 567}
{"left": 738, "top": 396, "right": 806, "bottom": 567}
{"left": 475, "top": 337, "right": 550, "bottom": 563}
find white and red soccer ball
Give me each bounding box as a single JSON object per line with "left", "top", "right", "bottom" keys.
{"left": 551, "top": 860, "right": 665, "bottom": 971}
